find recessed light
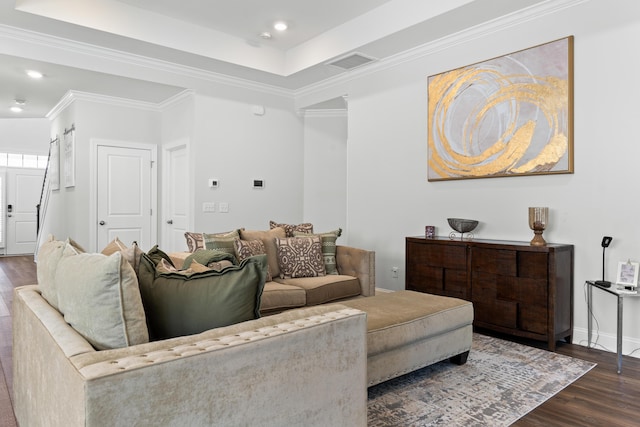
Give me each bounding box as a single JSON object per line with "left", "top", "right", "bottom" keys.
{"left": 10, "top": 106, "right": 23, "bottom": 113}
{"left": 274, "top": 21, "right": 287, "bottom": 31}
{"left": 26, "top": 70, "right": 43, "bottom": 79}
{"left": 260, "top": 31, "right": 272, "bottom": 39}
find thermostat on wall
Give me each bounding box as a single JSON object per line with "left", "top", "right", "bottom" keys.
{"left": 208, "top": 178, "right": 219, "bottom": 188}
{"left": 253, "top": 179, "right": 264, "bottom": 189}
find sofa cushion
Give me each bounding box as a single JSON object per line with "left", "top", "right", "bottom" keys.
{"left": 269, "top": 220, "right": 313, "bottom": 237}
{"left": 275, "top": 275, "right": 361, "bottom": 306}
{"left": 240, "top": 227, "right": 286, "bottom": 278}
{"left": 137, "top": 253, "right": 268, "bottom": 340}
{"left": 203, "top": 230, "right": 240, "bottom": 260}
{"left": 184, "top": 231, "right": 204, "bottom": 252}
{"left": 234, "top": 238, "right": 272, "bottom": 281}
{"left": 259, "top": 281, "right": 307, "bottom": 313}
{"left": 55, "top": 242, "right": 149, "bottom": 350}
{"left": 294, "top": 228, "right": 342, "bottom": 275}
{"left": 275, "top": 236, "right": 326, "bottom": 279}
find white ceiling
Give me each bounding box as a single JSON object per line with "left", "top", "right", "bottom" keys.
{"left": 0, "top": 0, "right": 550, "bottom": 118}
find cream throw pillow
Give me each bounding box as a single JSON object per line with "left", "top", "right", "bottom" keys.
{"left": 37, "top": 236, "right": 84, "bottom": 310}
{"left": 55, "top": 242, "right": 149, "bottom": 350}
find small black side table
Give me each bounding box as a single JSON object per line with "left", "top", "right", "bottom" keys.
{"left": 586, "top": 280, "right": 640, "bottom": 374}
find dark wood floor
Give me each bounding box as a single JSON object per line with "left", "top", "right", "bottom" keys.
{"left": 1, "top": 256, "right": 639, "bottom": 426}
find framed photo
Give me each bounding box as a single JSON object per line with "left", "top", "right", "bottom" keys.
{"left": 64, "top": 127, "right": 75, "bottom": 188}
{"left": 616, "top": 261, "right": 639, "bottom": 287}
{"left": 427, "top": 36, "right": 573, "bottom": 181}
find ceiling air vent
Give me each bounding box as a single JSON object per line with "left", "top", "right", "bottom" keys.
{"left": 326, "top": 53, "right": 377, "bottom": 71}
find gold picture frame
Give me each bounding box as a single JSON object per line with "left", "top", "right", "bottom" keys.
{"left": 427, "top": 36, "right": 574, "bottom": 181}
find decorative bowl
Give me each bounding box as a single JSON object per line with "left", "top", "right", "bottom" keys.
{"left": 447, "top": 218, "right": 479, "bottom": 234}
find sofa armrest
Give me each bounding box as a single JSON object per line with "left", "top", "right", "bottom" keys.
{"left": 336, "top": 245, "right": 376, "bottom": 297}
{"left": 13, "top": 285, "right": 368, "bottom": 427}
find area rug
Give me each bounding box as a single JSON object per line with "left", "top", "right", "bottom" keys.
{"left": 368, "top": 333, "right": 595, "bottom": 426}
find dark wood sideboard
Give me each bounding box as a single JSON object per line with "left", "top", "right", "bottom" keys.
{"left": 405, "top": 237, "right": 574, "bottom": 350}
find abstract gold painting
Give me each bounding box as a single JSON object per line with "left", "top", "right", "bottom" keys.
{"left": 427, "top": 37, "right": 573, "bottom": 181}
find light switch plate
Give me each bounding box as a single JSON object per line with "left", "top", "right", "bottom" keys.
{"left": 202, "top": 202, "right": 215, "bottom": 212}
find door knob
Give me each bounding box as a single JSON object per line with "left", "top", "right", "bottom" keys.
{"left": 167, "top": 219, "right": 173, "bottom": 225}
{"left": 99, "top": 221, "right": 106, "bottom": 226}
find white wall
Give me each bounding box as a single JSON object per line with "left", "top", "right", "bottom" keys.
{"left": 298, "top": 0, "right": 640, "bottom": 354}
{"left": 302, "top": 110, "right": 348, "bottom": 238}
{"left": 48, "top": 99, "right": 161, "bottom": 250}
{"left": 0, "top": 118, "right": 50, "bottom": 154}
{"left": 190, "top": 93, "right": 304, "bottom": 233}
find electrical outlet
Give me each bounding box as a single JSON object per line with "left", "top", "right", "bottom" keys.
{"left": 392, "top": 267, "right": 399, "bottom": 279}
{"left": 219, "top": 202, "right": 229, "bottom": 213}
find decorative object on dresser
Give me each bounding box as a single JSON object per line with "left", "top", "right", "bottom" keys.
{"left": 405, "top": 236, "right": 574, "bottom": 350}
{"left": 447, "top": 218, "right": 478, "bottom": 241}
{"left": 528, "top": 206, "right": 549, "bottom": 246}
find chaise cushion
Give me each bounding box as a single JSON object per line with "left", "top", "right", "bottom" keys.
{"left": 137, "top": 253, "right": 268, "bottom": 340}
{"left": 340, "top": 290, "right": 473, "bottom": 356}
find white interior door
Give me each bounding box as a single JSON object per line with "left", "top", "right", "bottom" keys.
{"left": 163, "top": 142, "right": 189, "bottom": 252}
{"left": 97, "top": 145, "right": 153, "bottom": 251}
{"left": 6, "top": 168, "right": 44, "bottom": 255}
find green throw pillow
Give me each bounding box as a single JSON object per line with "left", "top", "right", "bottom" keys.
{"left": 182, "top": 249, "right": 237, "bottom": 269}
{"left": 137, "top": 253, "right": 268, "bottom": 340}
{"left": 147, "top": 245, "right": 175, "bottom": 268}
{"left": 203, "top": 230, "right": 240, "bottom": 260}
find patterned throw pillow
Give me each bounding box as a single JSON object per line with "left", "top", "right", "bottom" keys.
{"left": 240, "top": 228, "right": 286, "bottom": 278}
{"left": 234, "top": 238, "right": 272, "bottom": 281}
{"left": 184, "top": 232, "right": 204, "bottom": 252}
{"left": 293, "top": 228, "right": 342, "bottom": 275}
{"left": 203, "top": 230, "right": 240, "bottom": 260}
{"left": 269, "top": 220, "right": 314, "bottom": 237}
{"left": 275, "top": 236, "right": 326, "bottom": 279}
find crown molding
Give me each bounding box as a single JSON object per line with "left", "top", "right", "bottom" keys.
{"left": 47, "top": 90, "right": 162, "bottom": 120}
{"left": 295, "top": 0, "right": 586, "bottom": 98}
{"left": 303, "top": 109, "right": 347, "bottom": 119}
{"left": 157, "top": 89, "right": 195, "bottom": 110}
{"left": 0, "top": 24, "right": 294, "bottom": 99}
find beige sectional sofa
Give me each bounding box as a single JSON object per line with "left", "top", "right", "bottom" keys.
{"left": 13, "top": 285, "right": 368, "bottom": 427}
{"left": 170, "top": 244, "right": 375, "bottom": 315}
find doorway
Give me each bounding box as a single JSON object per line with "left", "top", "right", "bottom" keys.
{"left": 92, "top": 140, "right": 157, "bottom": 252}
{"left": 162, "top": 140, "right": 190, "bottom": 252}
{"left": 2, "top": 168, "right": 45, "bottom": 255}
